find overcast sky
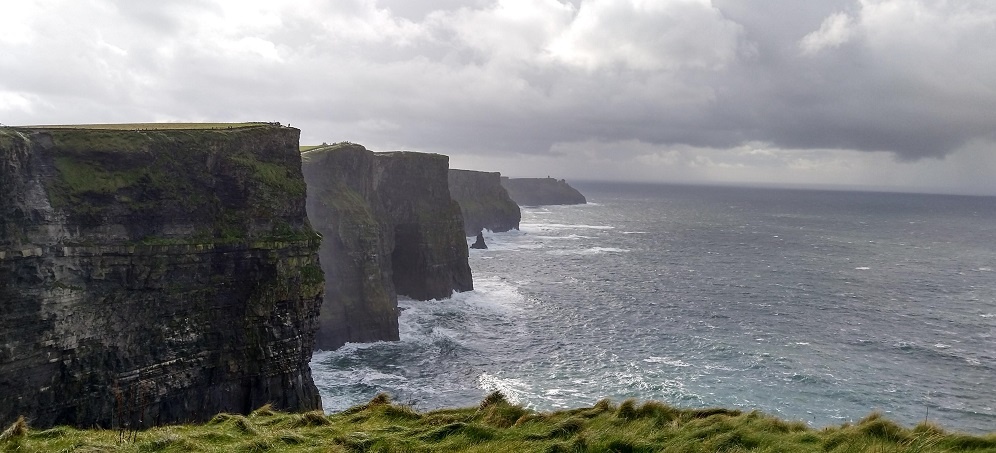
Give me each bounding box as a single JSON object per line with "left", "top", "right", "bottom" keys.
{"left": 3, "top": 1, "right": 995, "bottom": 195}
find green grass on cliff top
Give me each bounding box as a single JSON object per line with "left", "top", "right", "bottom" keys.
{"left": 300, "top": 141, "right": 360, "bottom": 153}
{"left": 2, "top": 394, "right": 994, "bottom": 453}
{"left": 14, "top": 122, "right": 271, "bottom": 130}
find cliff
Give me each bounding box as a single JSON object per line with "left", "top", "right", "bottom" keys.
{"left": 0, "top": 124, "right": 324, "bottom": 429}
{"left": 500, "top": 177, "right": 587, "bottom": 206}
{"left": 302, "top": 144, "right": 473, "bottom": 350}
{"left": 448, "top": 169, "right": 521, "bottom": 236}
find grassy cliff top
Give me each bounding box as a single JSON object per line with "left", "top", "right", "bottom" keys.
{"left": 13, "top": 122, "right": 279, "bottom": 131}
{"left": 2, "top": 394, "right": 993, "bottom": 452}
{"left": 299, "top": 143, "right": 450, "bottom": 161}
{"left": 300, "top": 142, "right": 364, "bottom": 153}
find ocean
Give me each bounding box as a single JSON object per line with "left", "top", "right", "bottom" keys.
{"left": 310, "top": 182, "right": 996, "bottom": 434}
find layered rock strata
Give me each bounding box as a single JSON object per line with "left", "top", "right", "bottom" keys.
{"left": 448, "top": 169, "right": 521, "bottom": 236}
{"left": 501, "top": 177, "right": 587, "bottom": 206}
{"left": 0, "top": 124, "right": 323, "bottom": 429}
{"left": 302, "top": 144, "right": 473, "bottom": 350}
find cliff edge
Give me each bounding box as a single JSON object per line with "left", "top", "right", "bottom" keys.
{"left": 302, "top": 144, "right": 473, "bottom": 350}
{"left": 501, "top": 177, "right": 587, "bottom": 206}
{"left": 0, "top": 124, "right": 323, "bottom": 428}
{"left": 448, "top": 169, "right": 521, "bottom": 236}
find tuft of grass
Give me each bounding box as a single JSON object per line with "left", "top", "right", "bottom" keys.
{"left": 231, "top": 415, "right": 258, "bottom": 436}
{"left": 250, "top": 404, "right": 276, "bottom": 418}
{"left": 616, "top": 398, "right": 638, "bottom": 420}
{"left": 0, "top": 416, "right": 28, "bottom": 441}
{"left": 479, "top": 390, "right": 509, "bottom": 409}
{"left": 367, "top": 392, "right": 392, "bottom": 407}
{"left": 289, "top": 411, "right": 331, "bottom": 428}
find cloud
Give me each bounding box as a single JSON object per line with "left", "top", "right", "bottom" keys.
{"left": 799, "top": 12, "right": 854, "bottom": 55}
{"left": 549, "top": 0, "right": 743, "bottom": 72}
{"left": 2, "top": 0, "right": 995, "bottom": 194}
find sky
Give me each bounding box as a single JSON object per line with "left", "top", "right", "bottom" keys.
{"left": 2, "top": 1, "right": 995, "bottom": 195}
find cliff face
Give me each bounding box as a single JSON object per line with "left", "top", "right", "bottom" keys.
{"left": 302, "top": 145, "right": 473, "bottom": 350}
{"left": 500, "top": 177, "right": 587, "bottom": 206}
{"left": 0, "top": 124, "right": 323, "bottom": 429}
{"left": 448, "top": 169, "right": 521, "bottom": 236}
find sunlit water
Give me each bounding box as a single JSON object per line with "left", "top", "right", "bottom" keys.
{"left": 311, "top": 182, "right": 996, "bottom": 433}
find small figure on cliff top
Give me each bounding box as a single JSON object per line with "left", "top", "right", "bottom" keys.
{"left": 470, "top": 231, "right": 488, "bottom": 249}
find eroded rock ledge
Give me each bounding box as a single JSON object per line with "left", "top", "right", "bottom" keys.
{"left": 448, "top": 169, "right": 521, "bottom": 236}
{"left": 0, "top": 124, "right": 323, "bottom": 429}
{"left": 501, "top": 177, "right": 587, "bottom": 206}
{"left": 302, "top": 144, "right": 473, "bottom": 351}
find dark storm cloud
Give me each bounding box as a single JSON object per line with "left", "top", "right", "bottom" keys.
{"left": 707, "top": 0, "right": 996, "bottom": 159}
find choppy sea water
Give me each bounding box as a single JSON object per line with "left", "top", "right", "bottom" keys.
{"left": 311, "top": 182, "right": 996, "bottom": 434}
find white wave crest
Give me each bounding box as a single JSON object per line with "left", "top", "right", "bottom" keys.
{"left": 478, "top": 372, "right": 532, "bottom": 406}
{"left": 520, "top": 223, "right": 615, "bottom": 232}
{"left": 547, "top": 247, "right": 629, "bottom": 256}
{"left": 644, "top": 356, "right": 692, "bottom": 367}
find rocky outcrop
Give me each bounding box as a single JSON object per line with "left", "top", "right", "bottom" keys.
{"left": 302, "top": 144, "right": 473, "bottom": 351}
{"left": 470, "top": 232, "right": 488, "bottom": 249}
{"left": 448, "top": 169, "right": 520, "bottom": 236}
{"left": 0, "top": 124, "right": 323, "bottom": 429}
{"left": 501, "top": 177, "right": 587, "bottom": 206}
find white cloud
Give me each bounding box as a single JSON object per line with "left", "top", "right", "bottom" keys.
{"left": 799, "top": 12, "right": 854, "bottom": 55}
{"left": 439, "top": 0, "right": 574, "bottom": 65}
{"left": 549, "top": 0, "right": 743, "bottom": 71}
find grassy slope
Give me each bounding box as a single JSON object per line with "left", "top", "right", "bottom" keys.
{"left": 2, "top": 394, "right": 994, "bottom": 452}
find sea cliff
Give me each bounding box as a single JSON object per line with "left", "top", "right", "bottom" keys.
{"left": 501, "top": 177, "right": 587, "bottom": 206}
{"left": 302, "top": 144, "right": 473, "bottom": 350}
{"left": 0, "top": 124, "right": 323, "bottom": 428}
{"left": 448, "top": 169, "right": 521, "bottom": 236}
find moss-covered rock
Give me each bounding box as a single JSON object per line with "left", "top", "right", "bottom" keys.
{"left": 0, "top": 124, "right": 323, "bottom": 429}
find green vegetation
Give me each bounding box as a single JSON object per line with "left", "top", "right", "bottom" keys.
{"left": 2, "top": 394, "right": 993, "bottom": 452}
{"left": 51, "top": 155, "right": 146, "bottom": 195}
{"left": 11, "top": 124, "right": 305, "bottom": 236}
{"left": 0, "top": 128, "right": 23, "bottom": 149}
{"left": 300, "top": 141, "right": 358, "bottom": 153}
{"left": 231, "top": 154, "right": 307, "bottom": 198}
{"left": 16, "top": 122, "right": 266, "bottom": 130}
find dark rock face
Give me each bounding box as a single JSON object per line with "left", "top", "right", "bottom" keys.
{"left": 470, "top": 232, "right": 488, "bottom": 249}
{"left": 448, "top": 169, "right": 521, "bottom": 236}
{"left": 0, "top": 125, "right": 324, "bottom": 429}
{"left": 501, "top": 177, "right": 587, "bottom": 206}
{"left": 302, "top": 145, "right": 473, "bottom": 351}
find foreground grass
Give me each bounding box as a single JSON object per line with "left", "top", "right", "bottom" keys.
{"left": 2, "top": 394, "right": 994, "bottom": 452}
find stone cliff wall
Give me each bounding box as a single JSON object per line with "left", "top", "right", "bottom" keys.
{"left": 500, "top": 177, "right": 587, "bottom": 206}
{"left": 302, "top": 144, "right": 473, "bottom": 351}
{"left": 0, "top": 124, "right": 323, "bottom": 428}
{"left": 448, "top": 169, "right": 521, "bottom": 236}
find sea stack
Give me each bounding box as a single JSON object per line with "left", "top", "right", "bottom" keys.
{"left": 471, "top": 231, "right": 488, "bottom": 249}
{"left": 0, "top": 123, "right": 324, "bottom": 429}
